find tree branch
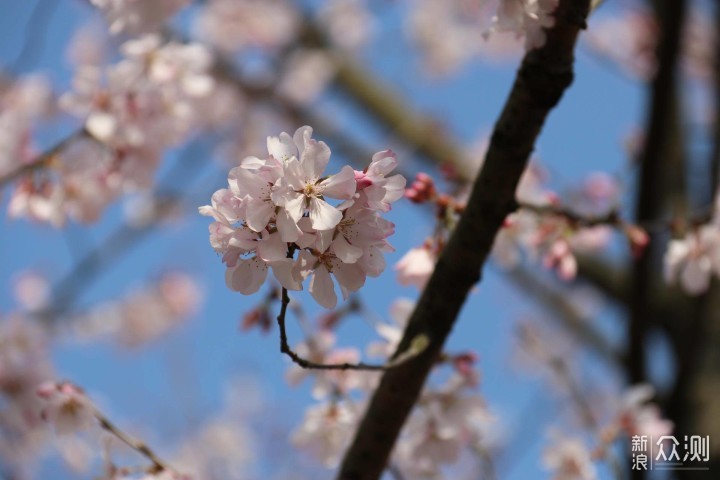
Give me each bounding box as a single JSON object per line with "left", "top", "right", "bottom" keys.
{"left": 502, "top": 268, "right": 622, "bottom": 365}
{"left": 0, "top": 129, "right": 88, "bottom": 190}
{"left": 96, "top": 413, "right": 170, "bottom": 474}
{"left": 275, "top": 287, "right": 390, "bottom": 371}
{"left": 628, "top": 0, "right": 687, "bottom": 384}
{"left": 336, "top": 2, "right": 591, "bottom": 478}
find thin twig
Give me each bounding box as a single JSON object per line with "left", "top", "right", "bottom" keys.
{"left": 95, "top": 411, "right": 170, "bottom": 473}
{"left": 275, "top": 287, "right": 389, "bottom": 371}
{"left": 517, "top": 201, "right": 622, "bottom": 228}
{"left": 549, "top": 357, "right": 625, "bottom": 480}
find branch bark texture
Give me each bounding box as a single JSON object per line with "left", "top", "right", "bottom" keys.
{"left": 336, "top": 1, "right": 591, "bottom": 478}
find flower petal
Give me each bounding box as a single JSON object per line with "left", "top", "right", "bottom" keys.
{"left": 333, "top": 262, "right": 365, "bottom": 298}
{"left": 270, "top": 259, "right": 303, "bottom": 291}
{"left": 319, "top": 165, "right": 356, "bottom": 200}
{"left": 225, "top": 258, "right": 268, "bottom": 295}
{"left": 309, "top": 197, "right": 342, "bottom": 230}
{"left": 267, "top": 132, "right": 296, "bottom": 163}
{"left": 257, "top": 231, "right": 287, "bottom": 262}
{"left": 331, "top": 235, "right": 363, "bottom": 264}
{"left": 309, "top": 266, "right": 337, "bottom": 309}
{"left": 277, "top": 208, "right": 302, "bottom": 242}
{"left": 245, "top": 200, "right": 274, "bottom": 232}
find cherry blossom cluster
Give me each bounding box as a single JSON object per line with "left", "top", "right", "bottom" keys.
{"left": 407, "top": 0, "right": 558, "bottom": 75}
{"left": 27, "top": 375, "right": 262, "bottom": 479}
{"left": 90, "top": 0, "right": 189, "bottom": 35}
{"left": 542, "top": 385, "right": 673, "bottom": 480}
{"left": 68, "top": 271, "right": 201, "bottom": 347}
{"left": 36, "top": 381, "right": 97, "bottom": 435}
{"left": 542, "top": 432, "right": 597, "bottom": 480}
{"left": 287, "top": 299, "right": 494, "bottom": 477}
{"left": 517, "top": 322, "right": 673, "bottom": 478}
{"left": 586, "top": 7, "right": 716, "bottom": 82}
{"left": 200, "top": 126, "right": 405, "bottom": 308}
{"left": 395, "top": 167, "right": 640, "bottom": 286}
{"left": 0, "top": 315, "right": 55, "bottom": 475}
{"left": 194, "top": 0, "right": 300, "bottom": 53}
{"left": 35, "top": 380, "right": 195, "bottom": 479}
{"left": 664, "top": 223, "right": 720, "bottom": 295}
{"left": 8, "top": 34, "right": 242, "bottom": 226}
{"left": 0, "top": 75, "right": 53, "bottom": 178}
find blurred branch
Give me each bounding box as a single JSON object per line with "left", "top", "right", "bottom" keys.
{"left": 503, "top": 268, "right": 622, "bottom": 366}
{"left": 574, "top": 253, "right": 630, "bottom": 302}
{"left": 39, "top": 138, "right": 213, "bottom": 320}
{"left": 0, "top": 129, "right": 88, "bottom": 190}
{"left": 628, "top": 0, "right": 687, "bottom": 384}
{"left": 665, "top": 4, "right": 720, "bottom": 475}
{"left": 710, "top": 10, "right": 720, "bottom": 203}
{"left": 299, "top": 25, "right": 470, "bottom": 179}
{"left": 518, "top": 202, "right": 623, "bottom": 227}
{"left": 299, "top": 17, "right": 632, "bottom": 306}
{"left": 336, "top": 1, "right": 591, "bottom": 477}
{"left": 96, "top": 412, "right": 171, "bottom": 474}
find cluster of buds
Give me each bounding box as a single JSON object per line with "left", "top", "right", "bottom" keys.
{"left": 404, "top": 172, "right": 436, "bottom": 204}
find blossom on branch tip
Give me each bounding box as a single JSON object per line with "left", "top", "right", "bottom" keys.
{"left": 616, "top": 384, "right": 673, "bottom": 438}
{"left": 201, "top": 126, "right": 404, "bottom": 308}
{"left": 663, "top": 225, "right": 720, "bottom": 295}
{"left": 89, "top": 0, "right": 189, "bottom": 35}
{"left": 394, "top": 244, "right": 437, "bottom": 289}
{"left": 36, "top": 382, "right": 96, "bottom": 435}
{"left": 291, "top": 401, "right": 358, "bottom": 468}
{"left": 490, "top": 0, "right": 559, "bottom": 51}
{"left": 542, "top": 433, "right": 597, "bottom": 480}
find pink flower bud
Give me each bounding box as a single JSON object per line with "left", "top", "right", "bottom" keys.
{"left": 626, "top": 225, "right": 649, "bottom": 257}
{"left": 354, "top": 170, "right": 373, "bottom": 190}
{"left": 452, "top": 352, "right": 478, "bottom": 377}
{"left": 415, "top": 172, "right": 434, "bottom": 186}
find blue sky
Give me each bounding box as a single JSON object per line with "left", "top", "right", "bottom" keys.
{"left": 0, "top": 1, "right": 644, "bottom": 479}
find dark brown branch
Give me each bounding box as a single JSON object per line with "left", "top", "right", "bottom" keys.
{"left": 710, "top": 5, "right": 720, "bottom": 204}
{"left": 300, "top": 17, "right": 633, "bottom": 306}
{"left": 336, "top": 1, "right": 591, "bottom": 478}
{"left": 628, "top": 0, "right": 687, "bottom": 384}
{"left": 275, "top": 288, "right": 396, "bottom": 372}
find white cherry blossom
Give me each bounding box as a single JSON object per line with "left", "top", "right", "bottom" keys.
{"left": 395, "top": 245, "right": 437, "bottom": 289}
{"left": 542, "top": 433, "right": 597, "bottom": 480}
{"left": 90, "top": 0, "right": 189, "bottom": 35}
{"left": 202, "top": 126, "right": 403, "bottom": 308}
{"left": 36, "top": 382, "right": 96, "bottom": 435}
{"left": 663, "top": 225, "right": 720, "bottom": 295}
{"left": 291, "top": 401, "right": 359, "bottom": 468}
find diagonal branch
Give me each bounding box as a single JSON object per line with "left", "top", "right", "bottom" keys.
{"left": 502, "top": 268, "right": 622, "bottom": 365}
{"left": 335, "top": 1, "right": 592, "bottom": 478}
